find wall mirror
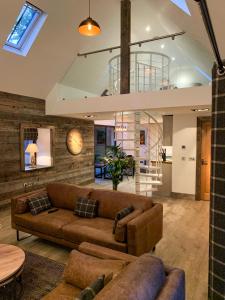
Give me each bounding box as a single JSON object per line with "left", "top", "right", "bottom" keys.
{"left": 20, "top": 124, "right": 55, "bottom": 171}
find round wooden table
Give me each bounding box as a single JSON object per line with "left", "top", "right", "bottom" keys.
{"left": 0, "top": 244, "right": 25, "bottom": 299}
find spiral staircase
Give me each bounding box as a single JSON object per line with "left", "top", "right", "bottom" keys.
{"left": 115, "top": 111, "right": 163, "bottom": 196}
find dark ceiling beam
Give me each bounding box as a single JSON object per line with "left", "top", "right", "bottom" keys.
{"left": 194, "top": 0, "right": 225, "bottom": 74}
{"left": 120, "top": 0, "right": 131, "bottom": 94}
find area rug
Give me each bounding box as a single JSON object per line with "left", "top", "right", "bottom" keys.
{"left": 0, "top": 251, "right": 65, "bottom": 300}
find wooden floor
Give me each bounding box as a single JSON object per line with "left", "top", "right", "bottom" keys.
{"left": 0, "top": 178, "right": 209, "bottom": 300}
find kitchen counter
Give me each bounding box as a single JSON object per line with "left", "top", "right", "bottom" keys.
{"left": 153, "top": 161, "right": 172, "bottom": 197}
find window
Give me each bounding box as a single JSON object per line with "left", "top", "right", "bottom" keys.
{"left": 3, "top": 2, "right": 47, "bottom": 56}
{"left": 170, "top": 0, "right": 191, "bottom": 16}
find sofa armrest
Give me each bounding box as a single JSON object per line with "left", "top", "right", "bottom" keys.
{"left": 11, "top": 188, "right": 46, "bottom": 228}
{"left": 115, "top": 209, "right": 142, "bottom": 242}
{"left": 156, "top": 267, "right": 185, "bottom": 300}
{"left": 127, "top": 203, "right": 163, "bottom": 256}
{"left": 78, "top": 242, "right": 137, "bottom": 263}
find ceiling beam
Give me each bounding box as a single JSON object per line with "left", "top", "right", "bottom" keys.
{"left": 120, "top": 0, "right": 131, "bottom": 94}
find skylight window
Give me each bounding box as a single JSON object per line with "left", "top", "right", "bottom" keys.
{"left": 170, "top": 0, "right": 191, "bottom": 16}
{"left": 3, "top": 2, "right": 47, "bottom": 56}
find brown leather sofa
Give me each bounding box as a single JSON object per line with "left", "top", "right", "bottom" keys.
{"left": 11, "top": 182, "right": 163, "bottom": 256}
{"left": 42, "top": 242, "right": 185, "bottom": 300}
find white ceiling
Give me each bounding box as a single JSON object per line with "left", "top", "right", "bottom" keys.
{"left": 0, "top": 0, "right": 224, "bottom": 99}
{"left": 59, "top": 0, "right": 216, "bottom": 97}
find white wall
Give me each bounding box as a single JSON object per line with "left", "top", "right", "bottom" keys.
{"left": 46, "top": 86, "right": 211, "bottom": 116}
{"left": 47, "top": 83, "right": 97, "bottom": 103}
{"left": 172, "top": 114, "right": 197, "bottom": 195}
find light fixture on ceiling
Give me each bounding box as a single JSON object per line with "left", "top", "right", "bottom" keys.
{"left": 191, "top": 108, "right": 209, "bottom": 112}
{"left": 160, "top": 44, "right": 165, "bottom": 49}
{"left": 171, "top": 57, "right": 176, "bottom": 61}
{"left": 145, "top": 25, "right": 151, "bottom": 32}
{"left": 78, "top": 0, "right": 101, "bottom": 37}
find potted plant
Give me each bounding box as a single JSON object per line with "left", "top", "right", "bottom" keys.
{"left": 102, "top": 145, "right": 130, "bottom": 190}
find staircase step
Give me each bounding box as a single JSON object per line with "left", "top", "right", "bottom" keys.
{"left": 139, "top": 173, "right": 163, "bottom": 178}
{"left": 139, "top": 188, "right": 159, "bottom": 193}
{"left": 140, "top": 165, "right": 161, "bottom": 170}
{"left": 137, "top": 181, "right": 162, "bottom": 185}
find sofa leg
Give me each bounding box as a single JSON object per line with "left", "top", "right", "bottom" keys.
{"left": 16, "top": 230, "right": 32, "bottom": 241}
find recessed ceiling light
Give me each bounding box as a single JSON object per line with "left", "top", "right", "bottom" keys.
{"left": 145, "top": 25, "right": 151, "bottom": 32}
{"left": 172, "top": 57, "right": 176, "bottom": 61}
{"left": 161, "top": 44, "right": 165, "bottom": 49}
{"left": 84, "top": 115, "right": 95, "bottom": 118}
{"left": 191, "top": 108, "right": 209, "bottom": 112}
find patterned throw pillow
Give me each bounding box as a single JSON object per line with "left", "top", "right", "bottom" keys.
{"left": 75, "top": 275, "right": 105, "bottom": 300}
{"left": 28, "top": 194, "right": 52, "bottom": 215}
{"left": 113, "top": 206, "right": 134, "bottom": 234}
{"left": 74, "top": 198, "right": 98, "bottom": 218}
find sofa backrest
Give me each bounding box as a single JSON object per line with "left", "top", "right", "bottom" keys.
{"left": 95, "top": 254, "right": 166, "bottom": 300}
{"left": 47, "top": 183, "right": 93, "bottom": 211}
{"left": 90, "top": 189, "right": 152, "bottom": 219}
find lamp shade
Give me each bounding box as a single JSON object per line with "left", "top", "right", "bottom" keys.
{"left": 78, "top": 17, "right": 101, "bottom": 36}
{"left": 25, "top": 143, "right": 39, "bottom": 153}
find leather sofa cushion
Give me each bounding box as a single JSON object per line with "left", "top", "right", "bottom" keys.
{"left": 13, "top": 189, "right": 46, "bottom": 214}
{"left": 62, "top": 218, "right": 127, "bottom": 253}
{"left": 90, "top": 189, "right": 152, "bottom": 219}
{"left": 95, "top": 254, "right": 166, "bottom": 300}
{"left": 47, "top": 183, "right": 93, "bottom": 211}
{"left": 15, "top": 209, "right": 78, "bottom": 239}
{"left": 42, "top": 282, "right": 81, "bottom": 300}
{"left": 64, "top": 250, "right": 127, "bottom": 289}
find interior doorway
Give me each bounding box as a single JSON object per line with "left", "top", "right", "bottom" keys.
{"left": 196, "top": 117, "right": 211, "bottom": 201}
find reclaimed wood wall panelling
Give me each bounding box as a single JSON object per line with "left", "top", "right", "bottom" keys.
{"left": 0, "top": 92, "right": 94, "bottom": 202}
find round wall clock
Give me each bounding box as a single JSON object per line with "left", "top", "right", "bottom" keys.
{"left": 66, "top": 128, "right": 83, "bottom": 155}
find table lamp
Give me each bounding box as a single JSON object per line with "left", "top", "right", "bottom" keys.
{"left": 25, "top": 143, "right": 39, "bottom": 167}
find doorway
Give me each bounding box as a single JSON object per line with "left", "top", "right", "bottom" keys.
{"left": 196, "top": 117, "right": 211, "bottom": 201}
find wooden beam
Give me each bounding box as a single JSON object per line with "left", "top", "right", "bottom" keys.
{"left": 120, "top": 0, "right": 131, "bottom": 94}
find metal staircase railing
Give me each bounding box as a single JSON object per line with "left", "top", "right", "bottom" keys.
{"left": 115, "top": 111, "right": 163, "bottom": 196}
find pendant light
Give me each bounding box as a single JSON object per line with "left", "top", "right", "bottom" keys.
{"left": 78, "top": 0, "right": 101, "bottom": 36}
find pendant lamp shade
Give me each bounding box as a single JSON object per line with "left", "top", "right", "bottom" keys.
{"left": 78, "top": 0, "right": 101, "bottom": 36}
{"left": 78, "top": 17, "right": 101, "bottom": 36}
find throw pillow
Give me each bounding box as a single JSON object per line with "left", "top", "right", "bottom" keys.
{"left": 14, "top": 189, "right": 46, "bottom": 214}
{"left": 28, "top": 193, "right": 52, "bottom": 215}
{"left": 74, "top": 197, "right": 98, "bottom": 218}
{"left": 113, "top": 206, "right": 134, "bottom": 234}
{"left": 63, "top": 250, "right": 127, "bottom": 289}
{"left": 75, "top": 275, "right": 105, "bottom": 300}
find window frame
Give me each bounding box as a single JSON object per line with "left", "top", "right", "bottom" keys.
{"left": 5, "top": 2, "right": 43, "bottom": 50}
{"left": 3, "top": 1, "right": 47, "bottom": 56}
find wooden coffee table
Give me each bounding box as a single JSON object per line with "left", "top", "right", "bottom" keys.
{"left": 0, "top": 244, "right": 25, "bottom": 299}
